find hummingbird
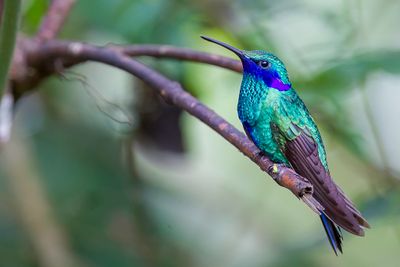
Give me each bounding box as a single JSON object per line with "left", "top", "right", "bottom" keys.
{"left": 201, "top": 36, "right": 369, "bottom": 254}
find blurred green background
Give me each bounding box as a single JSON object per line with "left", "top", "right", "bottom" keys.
{"left": 1, "top": 0, "right": 400, "bottom": 266}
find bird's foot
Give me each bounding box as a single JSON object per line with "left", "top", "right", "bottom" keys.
{"left": 257, "top": 151, "right": 266, "bottom": 158}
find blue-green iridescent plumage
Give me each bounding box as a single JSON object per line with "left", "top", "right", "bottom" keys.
{"left": 202, "top": 36, "right": 369, "bottom": 255}
{"left": 238, "top": 62, "right": 328, "bottom": 169}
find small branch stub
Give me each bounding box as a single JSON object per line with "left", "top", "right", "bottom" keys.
{"left": 269, "top": 163, "right": 313, "bottom": 197}
{"left": 36, "top": 0, "right": 76, "bottom": 42}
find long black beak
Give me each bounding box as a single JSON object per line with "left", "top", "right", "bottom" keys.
{"left": 201, "top": 36, "right": 244, "bottom": 57}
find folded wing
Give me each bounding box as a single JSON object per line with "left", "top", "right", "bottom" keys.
{"left": 278, "top": 123, "right": 369, "bottom": 235}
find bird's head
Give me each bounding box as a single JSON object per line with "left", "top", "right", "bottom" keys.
{"left": 201, "top": 36, "right": 291, "bottom": 91}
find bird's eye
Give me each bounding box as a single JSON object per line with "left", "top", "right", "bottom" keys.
{"left": 258, "top": 60, "right": 270, "bottom": 68}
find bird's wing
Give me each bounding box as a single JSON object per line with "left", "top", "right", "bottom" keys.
{"left": 273, "top": 94, "right": 369, "bottom": 236}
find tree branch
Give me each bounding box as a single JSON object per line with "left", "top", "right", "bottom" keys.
{"left": 36, "top": 0, "right": 76, "bottom": 41}
{"left": 25, "top": 40, "right": 323, "bottom": 212}
{"left": 118, "top": 45, "right": 242, "bottom": 72}
{"left": 13, "top": 40, "right": 243, "bottom": 96}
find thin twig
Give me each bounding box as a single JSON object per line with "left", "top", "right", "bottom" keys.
{"left": 25, "top": 40, "right": 321, "bottom": 209}
{"left": 36, "top": 0, "right": 76, "bottom": 41}
{"left": 117, "top": 44, "right": 242, "bottom": 72}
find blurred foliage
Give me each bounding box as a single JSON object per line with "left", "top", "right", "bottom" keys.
{"left": 1, "top": 0, "right": 400, "bottom": 266}
{"left": 22, "top": 0, "right": 48, "bottom": 34}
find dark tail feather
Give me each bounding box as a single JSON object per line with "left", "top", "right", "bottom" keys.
{"left": 320, "top": 213, "right": 343, "bottom": 255}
